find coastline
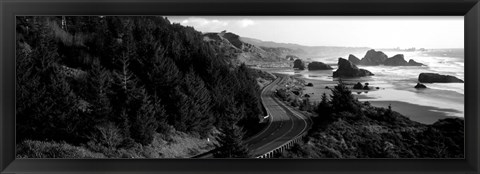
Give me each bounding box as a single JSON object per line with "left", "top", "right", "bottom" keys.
{"left": 298, "top": 76, "right": 460, "bottom": 125}
{"left": 365, "top": 101, "right": 460, "bottom": 124}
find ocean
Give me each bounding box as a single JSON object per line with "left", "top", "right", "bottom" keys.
{"left": 275, "top": 49, "right": 465, "bottom": 118}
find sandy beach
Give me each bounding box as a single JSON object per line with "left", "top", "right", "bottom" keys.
{"left": 366, "top": 101, "right": 459, "bottom": 124}
{"left": 300, "top": 77, "right": 457, "bottom": 124}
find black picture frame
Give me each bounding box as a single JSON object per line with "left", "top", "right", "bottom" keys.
{"left": 1, "top": 0, "right": 479, "bottom": 173}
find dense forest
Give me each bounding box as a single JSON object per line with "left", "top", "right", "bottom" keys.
{"left": 16, "top": 16, "right": 262, "bottom": 158}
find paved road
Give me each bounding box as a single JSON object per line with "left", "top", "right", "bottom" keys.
{"left": 194, "top": 75, "right": 311, "bottom": 158}
{"left": 244, "top": 75, "right": 311, "bottom": 157}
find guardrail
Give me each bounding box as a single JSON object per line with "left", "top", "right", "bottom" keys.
{"left": 256, "top": 131, "right": 308, "bottom": 158}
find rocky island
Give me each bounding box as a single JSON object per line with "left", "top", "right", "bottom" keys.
{"left": 307, "top": 61, "right": 333, "bottom": 70}
{"left": 333, "top": 58, "right": 374, "bottom": 77}
{"left": 384, "top": 54, "right": 424, "bottom": 66}
{"left": 348, "top": 49, "right": 424, "bottom": 66}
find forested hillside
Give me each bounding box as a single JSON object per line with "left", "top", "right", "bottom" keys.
{"left": 16, "top": 16, "right": 263, "bottom": 158}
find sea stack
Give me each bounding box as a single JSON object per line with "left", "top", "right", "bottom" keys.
{"left": 361, "top": 49, "right": 388, "bottom": 65}
{"left": 348, "top": 54, "right": 361, "bottom": 65}
{"left": 307, "top": 61, "right": 333, "bottom": 70}
{"left": 408, "top": 59, "right": 424, "bottom": 66}
{"left": 293, "top": 59, "right": 305, "bottom": 70}
{"left": 384, "top": 54, "right": 424, "bottom": 66}
{"left": 384, "top": 54, "right": 408, "bottom": 66}
{"left": 333, "top": 58, "right": 374, "bottom": 77}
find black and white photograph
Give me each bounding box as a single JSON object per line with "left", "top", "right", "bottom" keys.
{"left": 15, "top": 16, "right": 464, "bottom": 158}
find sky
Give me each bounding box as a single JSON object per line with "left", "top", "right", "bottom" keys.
{"left": 166, "top": 16, "right": 464, "bottom": 49}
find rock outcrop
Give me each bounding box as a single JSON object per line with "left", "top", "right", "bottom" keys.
{"left": 350, "top": 50, "right": 423, "bottom": 66}
{"left": 384, "top": 54, "right": 407, "bottom": 66}
{"left": 414, "top": 83, "right": 427, "bottom": 88}
{"left": 307, "top": 61, "right": 333, "bottom": 70}
{"left": 418, "top": 73, "right": 464, "bottom": 83}
{"left": 408, "top": 59, "right": 424, "bottom": 66}
{"left": 361, "top": 49, "right": 388, "bottom": 65}
{"left": 353, "top": 82, "right": 363, "bottom": 89}
{"left": 348, "top": 54, "right": 361, "bottom": 65}
{"left": 384, "top": 54, "right": 425, "bottom": 66}
{"left": 293, "top": 59, "right": 305, "bottom": 70}
{"left": 333, "top": 58, "right": 374, "bottom": 77}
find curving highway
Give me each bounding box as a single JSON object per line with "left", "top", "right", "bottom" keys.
{"left": 244, "top": 75, "right": 312, "bottom": 157}
{"left": 194, "top": 75, "right": 312, "bottom": 158}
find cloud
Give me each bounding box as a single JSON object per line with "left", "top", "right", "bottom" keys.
{"left": 237, "top": 19, "right": 255, "bottom": 28}
{"left": 170, "top": 17, "right": 257, "bottom": 33}
{"left": 180, "top": 17, "right": 228, "bottom": 31}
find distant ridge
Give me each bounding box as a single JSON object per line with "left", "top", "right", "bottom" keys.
{"left": 240, "top": 37, "right": 371, "bottom": 60}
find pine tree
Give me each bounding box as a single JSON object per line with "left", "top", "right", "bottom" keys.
{"left": 147, "top": 51, "right": 180, "bottom": 96}
{"left": 235, "top": 64, "right": 261, "bottom": 130}
{"left": 152, "top": 93, "right": 169, "bottom": 134}
{"left": 180, "top": 69, "right": 213, "bottom": 137}
{"left": 330, "top": 82, "right": 359, "bottom": 113}
{"left": 85, "top": 59, "right": 112, "bottom": 123}
{"left": 315, "top": 93, "right": 332, "bottom": 123}
{"left": 129, "top": 87, "right": 159, "bottom": 145}
{"left": 110, "top": 50, "right": 138, "bottom": 137}
{"left": 214, "top": 125, "right": 251, "bottom": 158}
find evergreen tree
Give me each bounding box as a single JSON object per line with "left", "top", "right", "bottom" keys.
{"left": 129, "top": 87, "right": 159, "bottom": 145}
{"left": 152, "top": 93, "right": 169, "bottom": 134}
{"left": 180, "top": 70, "right": 214, "bottom": 137}
{"left": 85, "top": 59, "right": 112, "bottom": 124}
{"left": 235, "top": 64, "right": 261, "bottom": 130}
{"left": 330, "top": 82, "right": 359, "bottom": 113}
{"left": 146, "top": 46, "right": 180, "bottom": 95}
{"left": 213, "top": 94, "right": 250, "bottom": 158}
{"left": 214, "top": 125, "right": 251, "bottom": 158}
{"left": 110, "top": 50, "right": 138, "bottom": 137}
{"left": 169, "top": 80, "right": 212, "bottom": 137}
{"left": 315, "top": 93, "right": 332, "bottom": 122}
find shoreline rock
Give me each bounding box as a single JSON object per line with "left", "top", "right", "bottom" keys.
{"left": 353, "top": 82, "right": 363, "bottom": 89}
{"left": 408, "top": 59, "right": 424, "bottom": 66}
{"left": 414, "top": 83, "right": 427, "bottom": 89}
{"left": 418, "top": 73, "right": 464, "bottom": 83}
